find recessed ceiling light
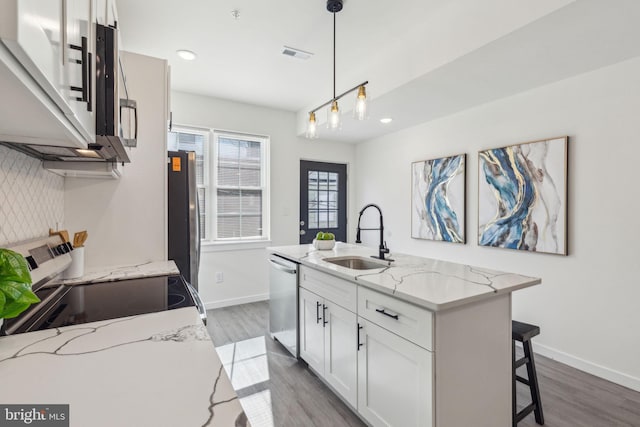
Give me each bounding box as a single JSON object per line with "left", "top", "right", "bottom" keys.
{"left": 380, "top": 118, "right": 393, "bottom": 124}
{"left": 176, "top": 50, "right": 197, "bottom": 61}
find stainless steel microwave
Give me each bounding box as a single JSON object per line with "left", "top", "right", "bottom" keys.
{"left": 95, "top": 23, "right": 137, "bottom": 152}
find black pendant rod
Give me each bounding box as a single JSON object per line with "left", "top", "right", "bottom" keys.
{"left": 333, "top": 11, "right": 336, "bottom": 100}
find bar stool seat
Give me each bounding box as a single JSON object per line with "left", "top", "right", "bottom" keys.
{"left": 512, "top": 320, "right": 544, "bottom": 426}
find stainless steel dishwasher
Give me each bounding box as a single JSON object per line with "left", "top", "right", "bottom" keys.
{"left": 269, "top": 254, "right": 299, "bottom": 358}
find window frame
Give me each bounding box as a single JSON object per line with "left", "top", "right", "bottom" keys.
{"left": 169, "top": 125, "right": 271, "bottom": 247}
{"left": 211, "top": 129, "right": 270, "bottom": 243}
{"left": 168, "top": 125, "right": 210, "bottom": 240}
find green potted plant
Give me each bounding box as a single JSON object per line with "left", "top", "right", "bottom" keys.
{"left": 313, "top": 231, "right": 336, "bottom": 250}
{"left": 0, "top": 249, "right": 40, "bottom": 333}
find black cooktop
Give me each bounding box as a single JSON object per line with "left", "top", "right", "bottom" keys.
{"left": 3, "top": 275, "right": 195, "bottom": 335}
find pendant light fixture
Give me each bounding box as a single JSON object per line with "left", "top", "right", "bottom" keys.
{"left": 306, "top": 0, "right": 368, "bottom": 138}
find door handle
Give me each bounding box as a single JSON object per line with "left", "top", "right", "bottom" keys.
{"left": 322, "top": 304, "right": 328, "bottom": 327}
{"left": 357, "top": 323, "right": 364, "bottom": 351}
{"left": 316, "top": 301, "right": 322, "bottom": 324}
{"left": 300, "top": 230, "right": 306, "bottom": 235}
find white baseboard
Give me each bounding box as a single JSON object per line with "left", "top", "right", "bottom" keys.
{"left": 204, "top": 293, "right": 269, "bottom": 310}
{"left": 532, "top": 342, "right": 640, "bottom": 393}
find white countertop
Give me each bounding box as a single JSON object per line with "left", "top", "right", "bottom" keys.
{"left": 269, "top": 243, "right": 541, "bottom": 311}
{"left": 48, "top": 260, "right": 181, "bottom": 287}
{"left": 0, "top": 308, "right": 248, "bottom": 427}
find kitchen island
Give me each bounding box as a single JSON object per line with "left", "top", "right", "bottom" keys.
{"left": 0, "top": 307, "right": 248, "bottom": 427}
{"left": 269, "top": 242, "right": 541, "bottom": 427}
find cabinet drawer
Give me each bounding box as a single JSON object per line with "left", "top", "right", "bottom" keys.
{"left": 299, "top": 266, "right": 357, "bottom": 312}
{"left": 358, "top": 286, "right": 433, "bottom": 350}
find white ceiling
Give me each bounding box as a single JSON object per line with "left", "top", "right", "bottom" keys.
{"left": 116, "top": 0, "right": 640, "bottom": 143}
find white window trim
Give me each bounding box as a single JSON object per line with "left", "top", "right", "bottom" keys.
{"left": 210, "top": 129, "right": 270, "bottom": 244}
{"left": 170, "top": 125, "right": 271, "bottom": 246}
{"left": 201, "top": 239, "right": 273, "bottom": 253}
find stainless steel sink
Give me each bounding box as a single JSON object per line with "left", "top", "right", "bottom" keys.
{"left": 323, "top": 256, "right": 389, "bottom": 270}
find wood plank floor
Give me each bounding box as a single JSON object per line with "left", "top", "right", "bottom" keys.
{"left": 206, "top": 301, "right": 640, "bottom": 427}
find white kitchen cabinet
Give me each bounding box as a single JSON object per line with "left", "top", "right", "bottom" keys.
{"left": 0, "top": 0, "right": 64, "bottom": 102}
{"left": 95, "top": 0, "right": 117, "bottom": 27}
{"left": 357, "top": 318, "right": 433, "bottom": 427}
{"left": 299, "top": 287, "right": 325, "bottom": 374}
{"left": 323, "top": 300, "right": 357, "bottom": 407}
{"left": 0, "top": 0, "right": 95, "bottom": 146}
{"left": 299, "top": 286, "right": 358, "bottom": 408}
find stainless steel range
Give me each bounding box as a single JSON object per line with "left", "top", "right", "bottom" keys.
{"left": 1, "top": 235, "right": 205, "bottom": 336}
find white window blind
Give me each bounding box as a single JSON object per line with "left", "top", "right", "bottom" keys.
{"left": 214, "top": 132, "right": 268, "bottom": 240}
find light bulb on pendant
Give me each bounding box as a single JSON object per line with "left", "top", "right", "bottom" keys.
{"left": 328, "top": 100, "right": 341, "bottom": 130}
{"left": 354, "top": 85, "right": 368, "bottom": 120}
{"left": 306, "top": 112, "right": 318, "bottom": 139}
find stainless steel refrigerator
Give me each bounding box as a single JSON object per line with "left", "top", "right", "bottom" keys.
{"left": 168, "top": 151, "right": 200, "bottom": 290}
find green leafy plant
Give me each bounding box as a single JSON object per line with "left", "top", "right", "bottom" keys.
{"left": 315, "top": 232, "right": 335, "bottom": 241}
{"left": 0, "top": 249, "right": 40, "bottom": 319}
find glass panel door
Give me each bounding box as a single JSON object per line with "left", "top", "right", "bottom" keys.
{"left": 299, "top": 161, "right": 347, "bottom": 244}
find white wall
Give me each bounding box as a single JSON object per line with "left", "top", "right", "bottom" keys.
{"left": 65, "top": 52, "right": 168, "bottom": 268}
{"left": 171, "top": 91, "right": 357, "bottom": 308}
{"left": 354, "top": 57, "right": 640, "bottom": 391}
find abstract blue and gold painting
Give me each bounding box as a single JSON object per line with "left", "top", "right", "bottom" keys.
{"left": 478, "top": 137, "right": 567, "bottom": 255}
{"left": 411, "top": 154, "right": 466, "bottom": 243}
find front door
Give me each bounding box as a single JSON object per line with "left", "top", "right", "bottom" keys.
{"left": 299, "top": 160, "right": 347, "bottom": 243}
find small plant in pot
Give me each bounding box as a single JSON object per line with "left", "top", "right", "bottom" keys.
{"left": 313, "top": 232, "right": 336, "bottom": 250}
{"left": 0, "top": 249, "right": 40, "bottom": 333}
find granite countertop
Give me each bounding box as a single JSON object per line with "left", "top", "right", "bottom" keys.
{"left": 269, "top": 243, "right": 541, "bottom": 311}
{"left": 48, "top": 260, "right": 181, "bottom": 287}
{"left": 0, "top": 307, "right": 248, "bottom": 427}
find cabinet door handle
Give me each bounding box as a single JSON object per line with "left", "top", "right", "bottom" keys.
{"left": 375, "top": 308, "right": 399, "bottom": 320}
{"left": 69, "top": 36, "right": 89, "bottom": 105}
{"left": 357, "top": 323, "right": 364, "bottom": 351}
{"left": 322, "top": 304, "right": 328, "bottom": 327}
{"left": 86, "top": 51, "right": 92, "bottom": 112}
{"left": 316, "top": 301, "right": 322, "bottom": 324}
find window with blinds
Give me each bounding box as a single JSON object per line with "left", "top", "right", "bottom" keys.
{"left": 168, "top": 127, "right": 269, "bottom": 243}
{"left": 214, "top": 132, "right": 267, "bottom": 240}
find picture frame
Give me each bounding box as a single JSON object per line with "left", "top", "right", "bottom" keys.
{"left": 411, "top": 154, "right": 466, "bottom": 243}
{"left": 478, "top": 136, "right": 568, "bottom": 255}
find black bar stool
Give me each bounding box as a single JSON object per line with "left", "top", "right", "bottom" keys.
{"left": 512, "top": 320, "right": 544, "bottom": 426}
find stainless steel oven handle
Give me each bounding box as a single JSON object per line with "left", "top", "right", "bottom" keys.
{"left": 269, "top": 259, "right": 297, "bottom": 275}
{"left": 4, "top": 285, "right": 69, "bottom": 335}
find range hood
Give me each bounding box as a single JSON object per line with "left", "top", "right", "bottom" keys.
{"left": 43, "top": 159, "right": 122, "bottom": 179}
{"left": 0, "top": 138, "right": 130, "bottom": 163}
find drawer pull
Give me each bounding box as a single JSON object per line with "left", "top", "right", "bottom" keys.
{"left": 375, "top": 308, "right": 399, "bottom": 320}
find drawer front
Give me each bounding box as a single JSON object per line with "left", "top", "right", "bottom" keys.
{"left": 358, "top": 286, "right": 433, "bottom": 350}
{"left": 299, "top": 266, "right": 357, "bottom": 312}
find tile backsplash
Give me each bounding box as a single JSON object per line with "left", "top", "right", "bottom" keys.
{"left": 0, "top": 145, "right": 64, "bottom": 246}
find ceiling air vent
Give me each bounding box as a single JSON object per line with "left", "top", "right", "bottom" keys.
{"left": 282, "top": 46, "right": 313, "bottom": 60}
